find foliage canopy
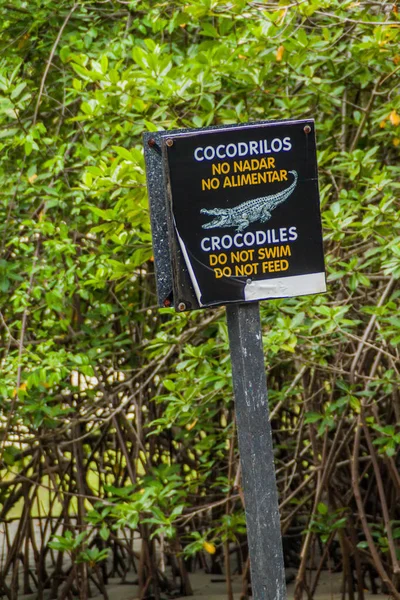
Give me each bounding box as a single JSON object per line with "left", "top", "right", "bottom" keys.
{"left": 0, "top": 0, "right": 399, "bottom": 598}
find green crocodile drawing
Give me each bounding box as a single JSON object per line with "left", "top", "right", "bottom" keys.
{"left": 201, "top": 170, "right": 298, "bottom": 233}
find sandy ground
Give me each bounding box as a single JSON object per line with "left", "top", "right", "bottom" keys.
{"left": 3, "top": 522, "right": 390, "bottom": 600}
{"left": 82, "top": 570, "right": 390, "bottom": 600}
{"left": 16, "top": 571, "right": 393, "bottom": 600}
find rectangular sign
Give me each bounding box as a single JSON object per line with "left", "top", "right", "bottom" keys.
{"left": 162, "top": 119, "right": 326, "bottom": 308}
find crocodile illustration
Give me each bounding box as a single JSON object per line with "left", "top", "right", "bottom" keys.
{"left": 200, "top": 170, "right": 298, "bottom": 232}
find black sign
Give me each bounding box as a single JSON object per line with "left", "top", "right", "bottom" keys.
{"left": 163, "top": 120, "right": 326, "bottom": 308}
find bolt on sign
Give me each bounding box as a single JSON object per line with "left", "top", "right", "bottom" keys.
{"left": 144, "top": 119, "right": 326, "bottom": 311}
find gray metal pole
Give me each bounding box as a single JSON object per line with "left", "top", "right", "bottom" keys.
{"left": 226, "top": 302, "right": 286, "bottom": 600}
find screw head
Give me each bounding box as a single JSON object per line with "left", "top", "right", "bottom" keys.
{"left": 304, "top": 125, "right": 311, "bottom": 134}
{"left": 178, "top": 302, "right": 186, "bottom": 312}
{"left": 163, "top": 298, "right": 171, "bottom": 307}
{"left": 148, "top": 138, "right": 156, "bottom": 147}
{"left": 166, "top": 138, "right": 174, "bottom": 147}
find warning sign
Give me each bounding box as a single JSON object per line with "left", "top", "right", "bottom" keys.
{"left": 163, "top": 120, "right": 326, "bottom": 307}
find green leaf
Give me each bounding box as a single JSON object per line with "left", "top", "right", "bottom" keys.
{"left": 317, "top": 503, "right": 328, "bottom": 516}
{"left": 163, "top": 379, "right": 175, "bottom": 392}
{"left": 11, "top": 82, "right": 26, "bottom": 99}
{"left": 99, "top": 527, "right": 110, "bottom": 541}
{"left": 304, "top": 412, "right": 322, "bottom": 424}
{"left": 112, "top": 146, "right": 133, "bottom": 161}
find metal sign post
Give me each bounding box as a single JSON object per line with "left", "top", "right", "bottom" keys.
{"left": 143, "top": 119, "right": 326, "bottom": 599}
{"left": 227, "top": 301, "right": 286, "bottom": 600}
